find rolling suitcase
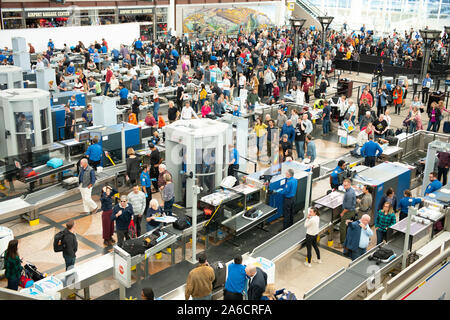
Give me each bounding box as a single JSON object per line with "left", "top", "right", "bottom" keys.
{"left": 211, "top": 261, "right": 226, "bottom": 290}
{"left": 444, "top": 114, "right": 450, "bottom": 133}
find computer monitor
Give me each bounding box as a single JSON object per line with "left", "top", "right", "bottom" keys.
{"left": 78, "top": 131, "right": 90, "bottom": 142}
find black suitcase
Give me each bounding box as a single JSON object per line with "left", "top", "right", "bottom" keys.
{"left": 121, "top": 237, "right": 147, "bottom": 256}
{"left": 444, "top": 121, "right": 450, "bottom": 134}
{"left": 368, "top": 247, "right": 396, "bottom": 264}
{"left": 211, "top": 261, "right": 226, "bottom": 290}
{"left": 24, "top": 263, "right": 45, "bottom": 282}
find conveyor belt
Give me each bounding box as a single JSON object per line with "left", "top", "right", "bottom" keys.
{"left": 251, "top": 210, "right": 332, "bottom": 261}
{"left": 97, "top": 260, "right": 195, "bottom": 300}
{"left": 304, "top": 234, "right": 405, "bottom": 300}
{"left": 221, "top": 203, "right": 277, "bottom": 236}
{"left": 321, "top": 154, "right": 364, "bottom": 172}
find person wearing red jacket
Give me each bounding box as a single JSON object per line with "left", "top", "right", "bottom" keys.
{"left": 273, "top": 82, "right": 280, "bottom": 102}
{"left": 302, "top": 77, "right": 314, "bottom": 104}
{"left": 104, "top": 66, "right": 113, "bottom": 95}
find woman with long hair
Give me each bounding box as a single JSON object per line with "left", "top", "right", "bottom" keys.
{"left": 375, "top": 202, "right": 396, "bottom": 245}
{"left": 304, "top": 207, "right": 321, "bottom": 267}
{"left": 4, "top": 239, "right": 22, "bottom": 291}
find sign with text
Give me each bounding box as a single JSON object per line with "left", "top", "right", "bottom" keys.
{"left": 119, "top": 8, "right": 154, "bottom": 15}
{"left": 26, "top": 11, "right": 71, "bottom": 18}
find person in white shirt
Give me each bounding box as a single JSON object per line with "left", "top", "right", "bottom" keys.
{"left": 180, "top": 102, "right": 199, "bottom": 120}
{"left": 384, "top": 109, "right": 392, "bottom": 127}
{"left": 302, "top": 113, "right": 313, "bottom": 135}
{"left": 127, "top": 184, "right": 146, "bottom": 237}
{"left": 295, "top": 86, "right": 304, "bottom": 105}
{"left": 152, "top": 63, "right": 160, "bottom": 82}
{"left": 304, "top": 207, "right": 321, "bottom": 267}
{"left": 347, "top": 99, "right": 357, "bottom": 124}
{"left": 238, "top": 73, "right": 246, "bottom": 97}
{"left": 290, "top": 109, "right": 299, "bottom": 127}
{"left": 110, "top": 74, "right": 120, "bottom": 93}
{"left": 338, "top": 95, "right": 349, "bottom": 125}
{"left": 222, "top": 73, "right": 231, "bottom": 101}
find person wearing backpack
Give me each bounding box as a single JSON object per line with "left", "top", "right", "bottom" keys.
{"left": 4, "top": 239, "right": 22, "bottom": 290}
{"left": 61, "top": 220, "right": 78, "bottom": 271}
{"left": 375, "top": 202, "right": 397, "bottom": 245}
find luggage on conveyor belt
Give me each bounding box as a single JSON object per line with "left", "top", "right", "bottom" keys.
{"left": 173, "top": 215, "right": 191, "bottom": 230}
{"left": 121, "top": 238, "right": 147, "bottom": 256}
{"left": 385, "top": 136, "right": 398, "bottom": 146}
{"left": 368, "top": 247, "right": 396, "bottom": 265}
{"left": 211, "top": 261, "right": 226, "bottom": 289}
{"left": 62, "top": 177, "right": 79, "bottom": 190}
{"left": 24, "top": 263, "right": 46, "bottom": 282}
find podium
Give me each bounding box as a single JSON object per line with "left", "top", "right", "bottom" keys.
{"left": 337, "top": 79, "right": 353, "bottom": 98}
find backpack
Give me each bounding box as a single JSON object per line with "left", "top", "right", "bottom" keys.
{"left": 173, "top": 215, "right": 191, "bottom": 230}
{"left": 53, "top": 231, "right": 65, "bottom": 252}
{"left": 368, "top": 247, "right": 395, "bottom": 264}
{"left": 280, "top": 290, "right": 297, "bottom": 300}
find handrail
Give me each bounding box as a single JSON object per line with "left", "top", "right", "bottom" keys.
{"left": 296, "top": 0, "right": 325, "bottom": 18}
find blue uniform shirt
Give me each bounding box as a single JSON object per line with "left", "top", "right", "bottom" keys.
{"left": 232, "top": 109, "right": 241, "bottom": 117}
{"left": 230, "top": 148, "right": 239, "bottom": 165}
{"left": 330, "top": 166, "right": 344, "bottom": 186}
{"left": 48, "top": 41, "right": 54, "bottom": 49}
{"left": 135, "top": 40, "right": 143, "bottom": 49}
{"left": 66, "top": 66, "right": 75, "bottom": 74}
{"left": 224, "top": 263, "right": 247, "bottom": 294}
{"left": 111, "top": 49, "right": 119, "bottom": 58}
{"left": 425, "top": 180, "right": 443, "bottom": 196}
{"left": 69, "top": 99, "right": 78, "bottom": 107}
{"left": 85, "top": 143, "right": 102, "bottom": 162}
{"left": 360, "top": 140, "right": 383, "bottom": 157}
{"left": 140, "top": 171, "right": 151, "bottom": 187}
{"left": 398, "top": 196, "right": 422, "bottom": 214}
{"left": 343, "top": 187, "right": 356, "bottom": 211}
{"left": 119, "top": 87, "right": 129, "bottom": 99}
{"left": 279, "top": 177, "right": 298, "bottom": 198}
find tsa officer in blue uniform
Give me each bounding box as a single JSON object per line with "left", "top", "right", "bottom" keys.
{"left": 424, "top": 172, "right": 443, "bottom": 196}
{"left": 140, "top": 164, "right": 152, "bottom": 214}
{"left": 360, "top": 135, "right": 383, "bottom": 168}
{"left": 398, "top": 189, "right": 422, "bottom": 221}
{"left": 277, "top": 168, "right": 298, "bottom": 231}
{"left": 330, "top": 160, "right": 346, "bottom": 190}
{"left": 85, "top": 136, "right": 102, "bottom": 171}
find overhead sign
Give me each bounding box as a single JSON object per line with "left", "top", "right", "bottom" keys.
{"left": 119, "top": 8, "right": 154, "bottom": 15}
{"left": 287, "top": 3, "right": 295, "bottom": 11}
{"left": 25, "top": 11, "right": 71, "bottom": 18}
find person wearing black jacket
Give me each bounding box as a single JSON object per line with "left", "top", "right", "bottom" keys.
{"left": 377, "top": 188, "right": 397, "bottom": 213}
{"left": 149, "top": 143, "right": 161, "bottom": 191}
{"left": 176, "top": 82, "right": 184, "bottom": 111}
{"left": 131, "top": 96, "right": 141, "bottom": 121}
{"left": 126, "top": 148, "right": 141, "bottom": 185}
{"left": 62, "top": 220, "right": 78, "bottom": 271}
{"left": 245, "top": 265, "right": 267, "bottom": 300}
{"left": 111, "top": 196, "right": 134, "bottom": 247}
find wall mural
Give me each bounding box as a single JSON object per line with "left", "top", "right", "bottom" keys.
{"left": 183, "top": 6, "right": 276, "bottom": 36}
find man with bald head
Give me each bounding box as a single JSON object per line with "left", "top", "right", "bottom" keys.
{"left": 343, "top": 214, "right": 373, "bottom": 260}
{"left": 245, "top": 264, "right": 267, "bottom": 300}
{"left": 78, "top": 158, "right": 98, "bottom": 215}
